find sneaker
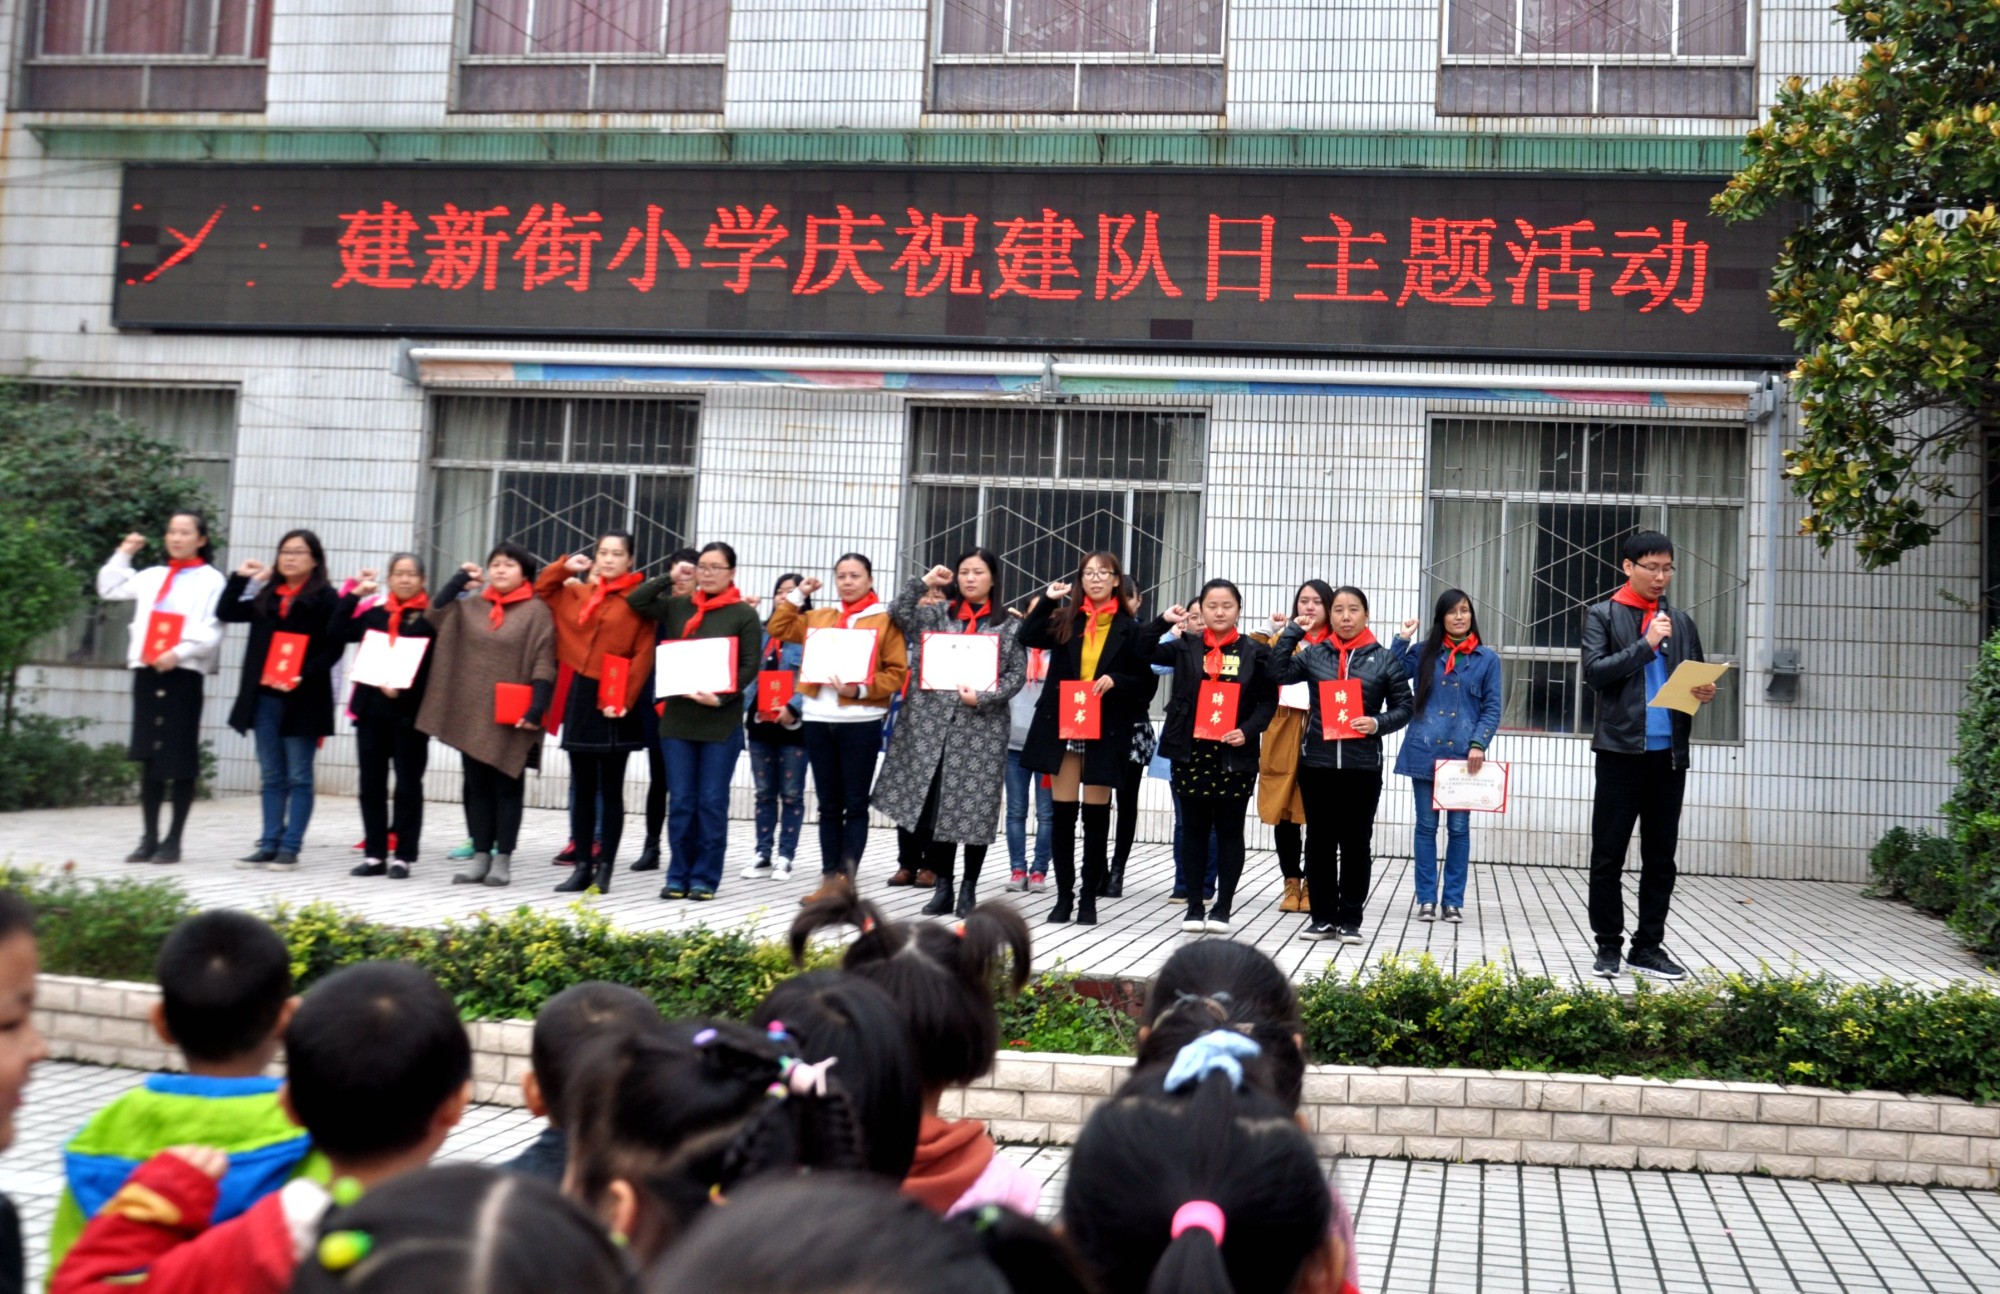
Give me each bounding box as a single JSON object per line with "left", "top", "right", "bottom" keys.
{"left": 689, "top": 889, "right": 716, "bottom": 902}
{"left": 662, "top": 887, "right": 689, "bottom": 900}
{"left": 774, "top": 856, "right": 794, "bottom": 879}
{"left": 1007, "top": 869, "right": 1028, "bottom": 892}
{"left": 1167, "top": 889, "right": 1188, "bottom": 905}
{"left": 265, "top": 853, "right": 301, "bottom": 873}
{"left": 1180, "top": 915, "right": 1207, "bottom": 933}
{"left": 1336, "top": 926, "right": 1362, "bottom": 945}
{"left": 388, "top": 862, "right": 411, "bottom": 880}
{"left": 350, "top": 859, "right": 387, "bottom": 878}
{"left": 1626, "top": 947, "right": 1687, "bottom": 981}
{"left": 555, "top": 840, "right": 580, "bottom": 864}
{"left": 1028, "top": 873, "right": 1048, "bottom": 894}
{"left": 1443, "top": 906, "right": 1463, "bottom": 924}
{"left": 1417, "top": 902, "right": 1437, "bottom": 922}
{"left": 1205, "top": 913, "right": 1231, "bottom": 932}
{"left": 448, "top": 839, "right": 476, "bottom": 861}
{"left": 741, "top": 858, "right": 774, "bottom": 880}
{"left": 1297, "top": 920, "right": 1341, "bottom": 941}
{"left": 1592, "top": 951, "right": 1622, "bottom": 979}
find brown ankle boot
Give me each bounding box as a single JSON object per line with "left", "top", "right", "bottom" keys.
{"left": 799, "top": 873, "right": 854, "bottom": 906}
{"left": 914, "top": 869, "right": 938, "bottom": 888}
{"left": 886, "top": 868, "right": 915, "bottom": 887}
{"left": 1279, "top": 876, "right": 1304, "bottom": 912}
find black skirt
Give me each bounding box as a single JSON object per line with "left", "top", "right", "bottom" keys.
{"left": 561, "top": 674, "right": 647, "bottom": 754}
{"left": 128, "top": 668, "right": 205, "bottom": 781}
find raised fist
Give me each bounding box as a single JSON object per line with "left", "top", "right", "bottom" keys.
{"left": 119, "top": 533, "right": 145, "bottom": 556}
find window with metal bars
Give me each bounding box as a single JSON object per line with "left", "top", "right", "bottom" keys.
{"left": 29, "top": 384, "right": 238, "bottom": 667}
{"left": 903, "top": 405, "right": 1205, "bottom": 618}
{"left": 20, "top": 0, "right": 269, "bottom": 111}
{"left": 1426, "top": 415, "right": 1746, "bottom": 741}
{"left": 931, "top": 0, "right": 1225, "bottom": 113}
{"left": 456, "top": 0, "right": 727, "bottom": 112}
{"left": 1439, "top": 0, "right": 1756, "bottom": 118}
{"left": 427, "top": 394, "right": 698, "bottom": 578}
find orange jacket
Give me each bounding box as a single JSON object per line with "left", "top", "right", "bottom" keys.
{"left": 764, "top": 596, "right": 908, "bottom": 706}
{"left": 535, "top": 564, "right": 656, "bottom": 714}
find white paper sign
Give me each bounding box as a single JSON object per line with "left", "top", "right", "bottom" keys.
{"left": 654, "top": 637, "right": 737, "bottom": 697}
{"left": 349, "top": 630, "right": 429, "bottom": 691}
{"left": 1432, "top": 759, "right": 1510, "bottom": 814}
{"left": 1278, "top": 681, "right": 1310, "bottom": 711}
{"left": 920, "top": 632, "right": 1000, "bottom": 691}
{"left": 799, "top": 627, "right": 879, "bottom": 687}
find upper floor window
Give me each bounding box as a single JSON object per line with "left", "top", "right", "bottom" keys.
{"left": 1440, "top": 0, "right": 1755, "bottom": 118}
{"left": 932, "top": 0, "right": 1224, "bottom": 114}
{"left": 19, "top": 0, "right": 268, "bottom": 112}
{"left": 457, "top": 0, "right": 727, "bottom": 113}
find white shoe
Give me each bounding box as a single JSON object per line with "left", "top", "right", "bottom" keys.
{"left": 1205, "top": 914, "right": 1231, "bottom": 932}
{"left": 1417, "top": 903, "right": 1437, "bottom": 922}
{"left": 774, "top": 856, "right": 794, "bottom": 879}
{"left": 1180, "top": 917, "right": 1206, "bottom": 933}
{"left": 740, "top": 858, "right": 773, "bottom": 880}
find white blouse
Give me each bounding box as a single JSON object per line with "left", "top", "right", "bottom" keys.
{"left": 95, "top": 550, "right": 227, "bottom": 673}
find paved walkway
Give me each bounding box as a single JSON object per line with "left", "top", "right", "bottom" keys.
{"left": 7, "top": 1061, "right": 1997, "bottom": 1293}
{"left": 1, "top": 797, "right": 1988, "bottom": 990}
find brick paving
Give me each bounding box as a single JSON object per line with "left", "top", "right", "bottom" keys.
{"left": 1, "top": 796, "right": 1988, "bottom": 990}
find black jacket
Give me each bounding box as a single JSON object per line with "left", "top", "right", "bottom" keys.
{"left": 331, "top": 592, "right": 437, "bottom": 728}
{"left": 1016, "top": 596, "right": 1159, "bottom": 783}
{"left": 1271, "top": 627, "right": 1414, "bottom": 773}
{"left": 1580, "top": 597, "right": 1705, "bottom": 767}
{"left": 1148, "top": 621, "right": 1279, "bottom": 775}
{"left": 217, "top": 575, "right": 340, "bottom": 737}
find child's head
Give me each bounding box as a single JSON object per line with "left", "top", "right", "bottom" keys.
{"left": 526, "top": 982, "right": 663, "bottom": 1130}
{"left": 751, "top": 969, "right": 923, "bottom": 1181}
{"left": 293, "top": 1163, "right": 633, "bottom": 1294}
{"left": 0, "top": 891, "right": 45, "bottom": 1154}
{"left": 1138, "top": 942, "right": 1306, "bottom": 1111}
{"left": 153, "top": 910, "right": 296, "bottom": 1071}
{"left": 283, "top": 962, "right": 471, "bottom": 1170}
{"left": 1064, "top": 1036, "right": 1338, "bottom": 1294}
{"left": 789, "top": 895, "right": 1030, "bottom": 1098}
{"left": 562, "top": 1018, "right": 868, "bottom": 1266}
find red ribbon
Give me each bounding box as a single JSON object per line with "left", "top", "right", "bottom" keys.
{"left": 1444, "top": 633, "right": 1479, "bottom": 674}
{"left": 384, "top": 590, "right": 430, "bottom": 643}
{"left": 1612, "top": 585, "right": 1659, "bottom": 637}
{"left": 482, "top": 582, "right": 532, "bottom": 629}
{"left": 839, "top": 591, "right": 881, "bottom": 627}
{"left": 683, "top": 584, "right": 744, "bottom": 638}
{"left": 1331, "top": 628, "right": 1378, "bottom": 679}
{"left": 956, "top": 600, "right": 990, "bottom": 631}
{"left": 577, "top": 570, "right": 643, "bottom": 625}
{"left": 1201, "top": 626, "right": 1239, "bottom": 680}
{"left": 275, "top": 580, "right": 305, "bottom": 619}
{"left": 154, "top": 557, "right": 203, "bottom": 607}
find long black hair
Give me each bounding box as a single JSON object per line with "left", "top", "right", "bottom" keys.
{"left": 252, "top": 528, "right": 329, "bottom": 615}
{"left": 1291, "top": 579, "right": 1335, "bottom": 629}
{"left": 751, "top": 970, "right": 923, "bottom": 1182}
{"left": 948, "top": 546, "right": 1003, "bottom": 616}
{"left": 1413, "top": 588, "right": 1483, "bottom": 716}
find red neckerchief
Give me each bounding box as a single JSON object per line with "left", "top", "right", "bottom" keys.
{"left": 955, "top": 600, "right": 991, "bottom": 632}
{"left": 683, "top": 584, "right": 744, "bottom": 638}
{"left": 383, "top": 590, "right": 429, "bottom": 643}
{"left": 765, "top": 637, "right": 784, "bottom": 666}
{"left": 1026, "top": 647, "right": 1049, "bottom": 682}
{"left": 1201, "top": 626, "right": 1239, "bottom": 680}
{"left": 1301, "top": 624, "right": 1332, "bottom": 645}
{"left": 1081, "top": 597, "right": 1117, "bottom": 651}
{"left": 1332, "top": 628, "right": 1378, "bottom": 679}
{"left": 840, "top": 591, "right": 881, "bottom": 628}
{"left": 1444, "top": 633, "right": 1479, "bottom": 674}
{"left": 482, "top": 582, "right": 532, "bottom": 629}
{"left": 275, "top": 580, "right": 305, "bottom": 619}
{"left": 154, "top": 557, "right": 203, "bottom": 606}
{"left": 1612, "top": 584, "right": 1660, "bottom": 636}
{"left": 577, "top": 570, "right": 643, "bottom": 625}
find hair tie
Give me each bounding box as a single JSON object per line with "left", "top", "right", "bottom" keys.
{"left": 708, "top": 1184, "right": 728, "bottom": 1206}
{"left": 973, "top": 1205, "right": 1002, "bottom": 1232}
{"left": 1171, "top": 1201, "right": 1226, "bottom": 1246}
{"left": 330, "top": 1177, "right": 366, "bottom": 1208}
{"left": 318, "top": 1230, "right": 373, "bottom": 1272}
{"left": 764, "top": 1020, "right": 791, "bottom": 1045}
{"left": 952, "top": 921, "right": 966, "bottom": 938}
{"left": 786, "top": 1056, "right": 838, "bottom": 1097}
{"left": 692, "top": 1027, "right": 719, "bottom": 1047}
{"left": 1163, "top": 1029, "right": 1262, "bottom": 1092}
{"left": 862, "top": 916, "right": 877, "bottom": 934}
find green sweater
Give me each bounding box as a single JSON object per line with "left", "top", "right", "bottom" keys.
{"left": 627, "top": 581, "right": 763, "bottom": 743}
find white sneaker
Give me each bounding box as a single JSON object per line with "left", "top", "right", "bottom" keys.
{"left": 774, "top": 856, "right": 794, "bottom": 879}
{"left": 740, "top": 858, "right": 773, "bottom": 880}
{"left": 1205, "top": 914, "right": 1231, "bottom": 932}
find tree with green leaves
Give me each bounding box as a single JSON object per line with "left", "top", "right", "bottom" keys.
{"left": 1713, "top": 0, "right": 2000, "bottom": 569}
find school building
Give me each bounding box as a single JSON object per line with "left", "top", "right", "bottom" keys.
{"left": 1, "top": 0, "right": 1968, "bottom": 881}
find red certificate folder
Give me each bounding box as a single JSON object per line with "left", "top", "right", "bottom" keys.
{"left": 600, "top": 655, "right": 631, "bottom": 717}
{"left": 261, "top": 632, "right": 310, "bottom": 688}
{"left": 141, "top": 612, "right": 184, "bottom": 666}
{"left": 1057, "top": 683, "right": 1102, "bottom": 740}
{"left": 1193, "top": 681, "right": 1241, "bottom": 741}
{"left": 756, "top": 670, "right": 795, "bottom": 719}
{"left": 1318, "top": 679, "right": 1366, "bottom": 740}
{"left": 495, "top": 682, "right": 533, "bottom": 726}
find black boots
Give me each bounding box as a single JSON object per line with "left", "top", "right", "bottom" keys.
{"left": 630, "top": 838, "right": 661, "bottom": 872}
{"left": 1102, "top": 862, "right": 1125, "bottom": 899}
{"left": 955, "top": 849, "right": 984, "bottom": 919}
{"left": 920, "top": 871, "right": 955, "bottom": 916}
{"left": 1046, "top": 801, "right": 1081, "bottom": 923}
{"left": 1078, "top": 803, "right": 1111, "bottom": 925}
{"left": 555, "top": 855, "right": 614, "bottom": 893}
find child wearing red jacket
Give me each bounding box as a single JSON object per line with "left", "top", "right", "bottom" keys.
{"left": 52, "top": 962, "right": 471, "bottom": 1294}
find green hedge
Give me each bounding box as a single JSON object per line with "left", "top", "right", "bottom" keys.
{"left": 0, "top": 715, "right": 139, "bottom": 812}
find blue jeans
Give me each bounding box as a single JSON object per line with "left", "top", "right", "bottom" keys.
{"left": 252, "top": 694, "right": 317, "bottom": 855}
{"left": 749, "top": 737, "right": 807, "bottom": 861}
{"left": 1004, "top": 749, "right": 1054, "bottom": 876}
{"left": 1171, "top": 789, "right": 1219, "bottom": 899}
{"left": 663, "top": 729, "right": 745, "bottom": 894}
{"left": 1411, "top": 779, "right": 1471, "bottom": 907}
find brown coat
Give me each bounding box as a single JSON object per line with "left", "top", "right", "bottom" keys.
{"left": 1255, "top": 631, "right": 1306, "bottom": 825}
{"left": 764, "top": 597, "right": 909, "bottom": 705}
{"left": 416, "top": 584, "right": 558, "bottom": 779}
{"left": 534, "top": 564, "right": 656, "bottom": 713}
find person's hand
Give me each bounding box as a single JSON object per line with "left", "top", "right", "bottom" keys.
{"left": 1400, "top": 618, "right": 1420, "bottom": 639}
{"left": 799, "top": 576, "right": 823, "bottom": 597}
{"left": 743, "top": 595, "right": 761, "bottom": 611}
{"left": 354, "top": 568, "right": 379, "bottom": 597}
{"left": 1163, "top": 604, "right": 1188, "bottom": 625}
{"left": 691, "top": 691, "right": 721, "bottom": 708}
{"left": 1008, "top": 607, "right": 1025, "bottom": 620}
{"left": 236, "top": 558, "right": 267, "bottom": 580}
{"left": 150, "top": 650, "right": 179, "bottom": 673}
{"left": 671, "top": 560, "right": 696, "bottom": 585}
{"left": 1046, "top": 580, "right": 1073, "bottom": 601}
{"left": 1293, "top": 612, "right": 1316, "bottom": 630}
{"left": 1690, "top": 683, "right": 1717, "bottom": 704}
{"left": 925, "top": 564, "right": 953, "bottom": 590}
{"left": 163, "top": 1146, "right": 228, "bottom": 1180}
{"left": 1351, "top": 716, "right": 1378, "bottom": 735}
{"left": 1221, "top": 728, "right": 1245, "bottom": 747}
{"left": 1269, "top": 612, "right": 1288, "bottom": 634}
{"left": 1092, "top": 676, "right": 1116, "bottom": 696}
{"left": 957, "top": 684, "right": 980, "bottom": 707}
{"left": 513, "top": 718, "right": 541, "bottom": 731}
{"left": 277, "top": 677, "right": 299, "bottom": 693}
{"left": 602, "top": 704, "right": 625, "bottom": 718}
{"left": 1466, "top": 747, "right": 1484, "bottom": 775}
{"left": 1645, "top": 613, "right": 1673, "bottom": 651}
{"left": 119, "top": 532, "right": 146, "bottom": 556}
{"left": 566, "top": 553, "right": 592, "bottom": 575}
{"left": 460, "top": 562, "right": 484, "bottom": 590}
{"left": 380, "top": 686, "right": 400, "bottom": 700}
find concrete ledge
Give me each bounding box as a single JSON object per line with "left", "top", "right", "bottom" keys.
{"left": 37, "top": 973, "right": 1999, "bottom": 1188}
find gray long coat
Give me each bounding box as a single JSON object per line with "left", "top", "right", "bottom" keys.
{"left": 871, "top": 577, "right": 1026, "bottom": 844}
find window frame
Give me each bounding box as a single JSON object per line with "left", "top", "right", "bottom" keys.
{"left": 16, "top": 0, "right": 269, "bottom": 111}
{"left": 451, "top": 0, "right": 728, "bottom": 114}
{"left": 926, "top": 0, "right": 1229, "bottom": 116}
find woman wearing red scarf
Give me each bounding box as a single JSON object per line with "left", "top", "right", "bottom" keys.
{"left": 628, "top": 542, "right": 763, "bottom": 900}
{"left": 537, "top": 530, "right": 657, "bottom": 897}
{"left": 330, "top": 553, "right": 437, "bottom": 879}
{"left": 871, "top": 548, "right": 1026, "bottom": 917}
{"left": 1390, "top": 589, "right": 1503, "bottom": 925}
{"left": 217, "top": 528, "right": 339, "bottom": 872}
{"left": 97, "top": 512, "right": 227, "bottom": 864}
{"left": 1255, "top": 579, "right": 1337, "bottom": 915}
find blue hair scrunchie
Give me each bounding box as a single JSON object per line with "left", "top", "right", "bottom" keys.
{"left": 1163, "top": 1029, "right": 1263, "bottom": 1092}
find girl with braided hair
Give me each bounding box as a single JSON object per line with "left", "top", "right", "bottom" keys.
{"left": 788, "top": 890, "right": 1039, "bottom": 1218}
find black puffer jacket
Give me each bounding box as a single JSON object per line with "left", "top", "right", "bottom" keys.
{"left": 1271, "top": 626, "right": 1414, "bottom": 773}
{"left": 1147, "top": 620, "right": 1280, "bottom": 775}
{"left": 1580, "top": 598, "right": 1706, "bottom": 769}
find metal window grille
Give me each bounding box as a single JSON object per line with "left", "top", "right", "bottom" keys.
{"left": 456, "top": 0, "right": 728, "bottom": 112}
{"left": 930, "top": 0, "right": 1227, "bottom": 114}
{"left": 27, "top": 383, "right": 238, "bottom": 667}
{"left": 1426, "top": 415, "right": 1746, "bottom": 741}
{"left": 426, "top": 393, "right": 699, "bottom": 577}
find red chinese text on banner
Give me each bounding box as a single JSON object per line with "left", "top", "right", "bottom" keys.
{"left": 1318, "top": 679, "right": 1365, "bottom": 740}
{"left": 1057, "top": 684, "right": 1101, "bottom": 740}
{"left": 1193, "top": 681, "right": 1241, "bottom": 741}
{"left": 261, "top": 631, "right": 310, "bottom": 688}
{"left": 141, "top": 612, "right": 184, "bottom": 666}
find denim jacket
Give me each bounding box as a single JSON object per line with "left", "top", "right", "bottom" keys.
{"left": 1389, "top": 637, "right": 1503, "bottom": 780}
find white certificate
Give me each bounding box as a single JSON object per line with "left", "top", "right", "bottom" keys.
{"left": 1278, "top": 681, "right": 1310, "bottom": 711}
{"left": 920, "top": 632, "right": 1000, "bottom": 691}
{"left": 799, "top": 627, "right": 879, "bottom": 687}
{"left": 348, "top": 630, "right": 428, "bottom": 691}
{"left": 654, "top": 637, "right": 738, "bottom": 696}
{"left": 1432, "top": 759, "right": 1510, "bottom": 814}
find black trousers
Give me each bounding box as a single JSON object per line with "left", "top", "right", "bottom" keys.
{"left": 1588, "top": 750, "right": 1686, "bottom": 954}
{"left": 570, "top": 750, "right": 631, "bottom": 864}
{"left": 1297, "top": 766, "right": 1382, "bottom": 928}
{"left": 356, "top": 721, "right": 429, "bottom": 862}
{"left": 804, "top": 719, "right": 882, "bottom": 876}
{"left": 463, "top": 756, "right": 526, "bottom": 855}
{"left": 1274, "top": 819, "right": 1303, "bottom": 879}
{"left": 913, "top": 768, "right": 987, "bottom": 881}
{"left": 1177, "top": 793, "right": 1249, "bottom": 919}
{"left": 1112, "top": 760, "right": 1145, "bottom": 872}
{"left": 645, "top": 740, "right": 667, "bottom": 847}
